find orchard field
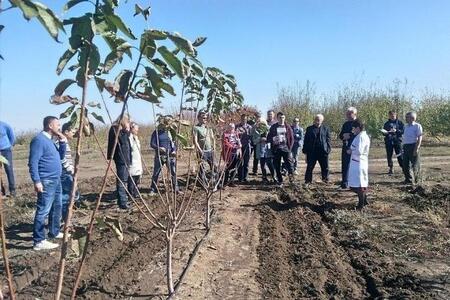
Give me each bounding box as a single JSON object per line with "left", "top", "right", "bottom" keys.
{"left": 1, "top": 136, "right": 449, "bottom": 299}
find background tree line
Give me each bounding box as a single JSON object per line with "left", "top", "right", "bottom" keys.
{"left": 272, "top": 79, "right": 450, "bottom": 141}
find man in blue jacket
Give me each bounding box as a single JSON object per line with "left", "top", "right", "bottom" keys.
{"left": 28, "top": 116, "right": 67, "bottom": 251}
{"left": 0, "top": 120, "right": 16, "bottom": 197}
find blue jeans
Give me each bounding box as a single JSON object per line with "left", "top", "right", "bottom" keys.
{"left": 61, "top": 170, "right": 80, "bottom": 222}
{"left": 1, "top": 148, "right": 15, "bottom": 193}
{"left": 291, "top": 143, "right": 301, "bottom": 171}
{"left": 151, "top": 155, "right": 178, "bottom": 192}
{"left": 115, "top": 162, "right": 129, "bottom": 207}
{"left": 33, "top": 178, "right": 62, "bottom": 244}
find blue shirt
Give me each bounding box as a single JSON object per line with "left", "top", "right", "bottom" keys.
{"left": 28, "top": 132, "right": 65, "bottom": 183}
{"left": 0, "top": 121, "right": 15, "bottom": 150}
{"left": 150, "top": 129, "right": 176, "bottom": 155}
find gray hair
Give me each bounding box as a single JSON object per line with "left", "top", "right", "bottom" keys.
{"left": 315, "top": 114, "right": 324, "bottom": 121}
{"left": 347, "top": 107, "right": 357, "bottom": 114}
{"left": 406, "top": 111, "right": 417, "bottom": 120}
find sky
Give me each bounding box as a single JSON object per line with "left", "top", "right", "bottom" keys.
{"left": 1, "top": 0, "right": 450, "bottom": 132}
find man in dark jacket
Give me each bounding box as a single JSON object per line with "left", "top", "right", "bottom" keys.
{"left": 107, "top": 115, "right": 132, "bottom": 209}
{"left": 303, "top": 114, "right": 331, "bottom": 184}
{"left": 150, "top": 122, "right": 178, "bottom": 194}
{"left": 236, "top": 114, "right": 252, "bottom": 182}
{"left": 383, "top": 110, "right": 404, "bottom": 175}
{"left": 267, "top": 112, "right": 294, "bottom": 186}
{"left": 338, "top": 107, "right": 357, "bottom": 189}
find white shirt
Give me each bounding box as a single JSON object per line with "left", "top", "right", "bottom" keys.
{"left": 403, "top": 122, "right": 423, "bottom": 145}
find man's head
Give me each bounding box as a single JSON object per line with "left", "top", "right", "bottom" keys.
{"left": 405, "top": 112, "right": 417, "bottom": 124}
{"left": 267, "top": 110, "right": 275, "bottom": 121}
{"left": 346, "top": 107, "right": 357, "bottom": 121}
{"left": 227, "top": 123, "right": 235, "bottom": 132}
{"left": 240, "top": 114, "right": 248, "bottom": 124}
{"left": 43, "top": 116, "right": 60, "bottom": 135}
{"left": 115, "top": 114, "right": 131, "bottom": 131}
{"left": 351, "top": 119, "right": 364, "bottom": 135}
{"left": 254, "top": 111, "right": 262, "bottom": 119}
{"left": 293, "top": 117, "right": 300, "bottom": 126}
{"left": 62, "top": 122, "right": 75, "bottom": 139}
{"left": 388, "top": 110, "right": 397, "bottom": 120}
{"left": 197, "top": 111, "right": 208, "bottom": 125}
{"left": 130, "top": 122, "right": 139, "bottom": 135}
{"left": 277, "top": 112, "right": 285, "bottom": 124}
{"left": 313, "top": 114, "right": 324, "bottom": 127}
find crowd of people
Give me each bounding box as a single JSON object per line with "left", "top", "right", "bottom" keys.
{"left": 0, "top": 107, "right": 423, "bottom": 250}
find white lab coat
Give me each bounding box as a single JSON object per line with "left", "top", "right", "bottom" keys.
{"left": 129, "top": 134, "right": 143, "bottom": 176}
{"left": 348, "top": 131, "right": 370, "bottom": 188}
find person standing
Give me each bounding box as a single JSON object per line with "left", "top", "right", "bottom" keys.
{"left": 236, "top": 114, "right": 252, "bottom": 182}
{"left": 249, "top": 111, "right": 262, "bottom": 175}
{"left": 291, "top": 117, "right": 304, "bottom": 175}
{"left": 59, "top": 123, "right": 80, "bottom": 222}
{"left": 402, "top": 112, "right": 423, "bottom": 185}
{"left": 266, "top": 110, "right": 277, "bottom": 127}
{"left": 222, "top": 123, "right": 242, "bottom": 187}
{"left": 150, "top": 120, "right": 178, "bottom": 194}
{"left": 338, "top": 107, "right": 357, "bottom": 189}
{"left": 0, "top": 120, "right": 16, "bottom": 197}
{"left": 107, "top": 115, "right": 132, "bottom": 209}
{"left": 267, "top": 112, "right": 294, "bottom": 186}
{"left": 193, "top": 111, "right": 216, "bottom": 187}
{"left": 347, "top": 119, "right": 371, "bottom": 210}
{"left": 128, "top": 122, "right": 143, "bottom": 198}
{"left": 303, "top": 114, "right": 331, "bottom": 184}
{"left": 28, "top": 116, "right": 66, "bottom": 250}
{"left": 383, "top": 111, "right": 404, "bottom": 175}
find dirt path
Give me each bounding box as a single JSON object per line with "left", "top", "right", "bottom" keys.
{"left": 177, "top": 184, "right": 264, "bottom": 299}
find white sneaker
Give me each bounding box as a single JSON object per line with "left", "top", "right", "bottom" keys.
{"left": 55, "top": 232, "right": 71, "bottom": 239}
{"left": 33, "top": 240, "right": 59, "bottom": 251}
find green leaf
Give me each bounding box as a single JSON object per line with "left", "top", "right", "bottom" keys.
{"left": 140, "top": 31, "right": 157, "bottom": 60}
{"left": 103, "top": 51, "right": 119, "bottom": 73}
{"left": 134, "top": 4, "right": 151, "bottom": 20}
{"left": 60, "top": 104, "right": 76, "bottom": 119}
{"left": 102, "top": 32, "right": 132, "bottom": 58}
{"left": 69, "top": 108, "right": 81, "bottom": 129}
{"left": 87, "top": 101, "right": 101, "bottom": 108}
{"left": 56, "top": 49, "right": 77, "bottom": 75}
{"left": 10, "top": 0, "right": 38, "bottom": 20}
{"left": 145, "top": 67, "right": 176, "bottom": 96}
{"left": 192, "top": 37, "right": 207, "bottom": 47}
{"left": 34, "top": 2, "right": 65, "bottom": 42}
{"left": 135, "top": 88, "right": 161, "bottom": 104}
{"left": 190, "top": 63, "right": 203, "bottom": 77}
{"left": 79, "top": 45, "right": 100, "bottom": 75}
{"left": 0, "top": 155, "right": 9, "bottom": 165}
{"left": 92, "top": 14, "right": 113, "bottom": 35}
{"left": 68, "top": 14, "right": 94, "bottom": 49}
{"left": 0, "top": 25, "right": 4, "bottom": 33}
{"left": 142, "top": 29, "right": 167, "bottom": 40}
{"left": 105, "top": 14, "right": 136, "bottom": 40}
{"left": 54, "top": 79, "right": 76, "bottom": 96}
{"left": 175, "top": 133, "right": 188, "bottom": 147}
{"left": 94, "top": 77, "right": 105, "bottom": 92}
{"left": 158, "top": 46, "right": 185, "bottom": 79}
{"left": 151, "top": 58, "right": 174, "bottom": 78}
{"left": 168, "top": 33, "right": 195, "bottom": 56}
{"left": 91, "top": 112, "right": 105, "bottom": 123}
{"left": 64, "top": 0, "right": 89, "bottom": 11}
{"left": 115, "top": 70, "right": 133, "bottom": 100}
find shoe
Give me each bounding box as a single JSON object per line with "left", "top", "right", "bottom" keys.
{"left": 388, "top": 167, "right": 393, "bottom": 175}
{"left": 277, "top": 182, "right": 283, "bottom": 188}
{"left": 288, "top": 175, "right": 294, "bottom": 183}
{"left": 54, "top": 232, "right": 71, "bottom": 239}
{"left": 401, "top": 180, "right": 413, "bottom": 185}
{"left": 262, "top": 177, "right": 269, "bottom": 183}
{"left": 33, "top": 240, "right": 59, "bottom": 251}
{"left": 10, "top": 190, "right": 16, "bottom": 197}
{"left": 322, "top": 178, "right": 329, "bottom": 184}
{"left": 250, "top": 172, "right": 257, "bottom": 176}
{"left": 229, "top": 182, "right": 236, "bottom": 187}
{"left": 119, "top": 204, "right": 129, "bottom": 210}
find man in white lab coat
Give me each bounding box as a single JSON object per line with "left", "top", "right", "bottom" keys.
{"left": 347, "top": 119, "right": 371, "bottom": 210}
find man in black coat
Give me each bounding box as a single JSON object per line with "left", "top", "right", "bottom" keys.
{"left": 382, "top": 110, "right": 404, "bottom": 175}
{"left": 338, "top": 107, "right": 357, "bottom": 189}
{"left": 302, "top": 114, "right": 331, "bottom": 184}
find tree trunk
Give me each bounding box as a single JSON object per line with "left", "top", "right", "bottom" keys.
{"left": 166, "top": 231, "right": 174, "bottom": 295}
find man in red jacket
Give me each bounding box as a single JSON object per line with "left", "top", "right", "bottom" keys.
{"left": 267, "top": 112, "right": 294, "bottom": 186}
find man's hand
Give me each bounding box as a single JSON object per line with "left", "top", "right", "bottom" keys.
{"left": 305, "top": 155, "right": 308, "bottom": 164}
{"left": 343, "top": 133, "right": 351, "bottom": 140}
{"left": 170, "top": 151, "right": 176, "bottom": 158}
{"left": 413, "top": 148, "right": 419, "bottom": 157}
{"left": 159, "top": 147, "right": 167, "bottom": 154}
{"left": 34, "top": 182, "right": 43, "bottom": 193}
{"left": 346, "top": 149, "right": 352, "bottom": 155}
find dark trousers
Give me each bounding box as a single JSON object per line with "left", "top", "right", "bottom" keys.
{"left": 260, "top": 157, "right": 275, "bottom": 179}
{"left": 128, "top": 175, "right": 141, "bottom": 197}
{"left": 402, "top": 143, "right": 421, "bottom": 184}
{"left": 385, "top": 141, "right": 403, "bottom": 168}
{"left": 115, "top": 162, "right": 129, "bottom": 207}
{"left": 199, "top": 150, "right": 215, "bottom": 186}
{"left": 252, "top": 146, "right": 259, "bottom": 174}
{"left": 1, "top": 148, "right": 15, "bottom": 193}
{"left": 151, "top": 155, "right": 177, "bottom": 193}
{"left": 305, "top": 150, "right": 329, "bottom": 183}
{"left": 238, "top": 145, "right": 251, "bottom": 181}
{"left": 273, "top": 149, "right": 293, "bottom": 183}
{"left": 224, "top": 154, "right": 239, "bottom": 185}
{"left": 341, "top": 146, "right": 351, "bottom": 187}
